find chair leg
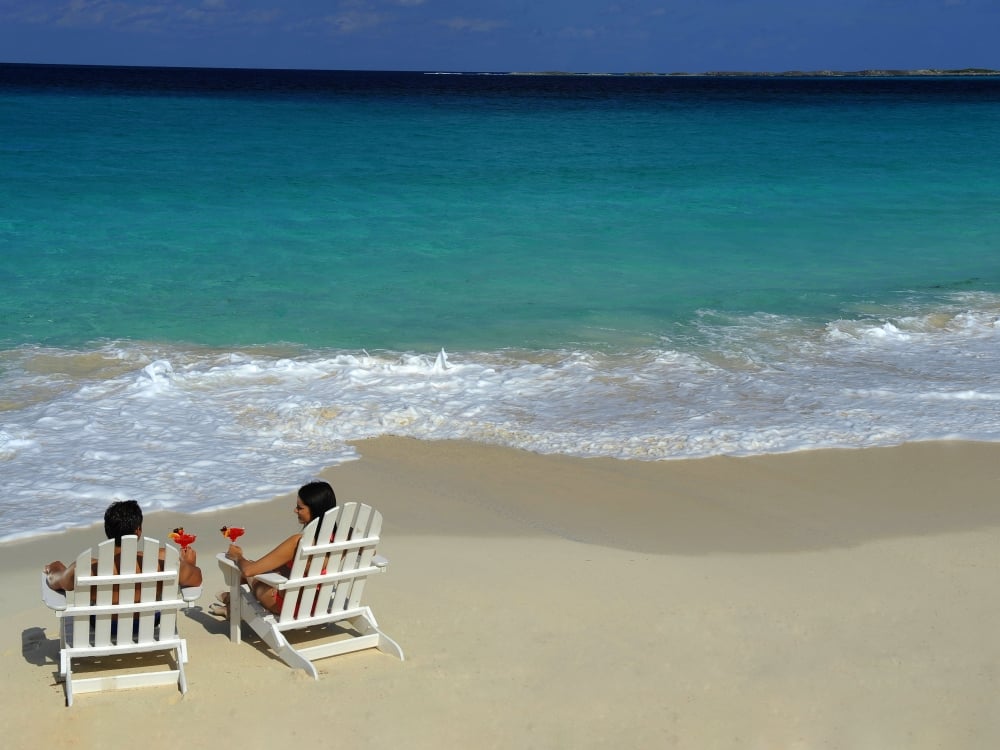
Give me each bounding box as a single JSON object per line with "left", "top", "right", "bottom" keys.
{"left": 64, "top": 660, "right": 74, "bottom": 707}
{"left": 176, "top": 646, "right": 188, "bottom": 695}
{"left": 227, "top": 582, "right": 243, "bottom": 644}
{"left": 258, "top": 626, "right": 319, "bottom": 679}
{"left": 352, "top": 611, "right": 405, "bottom": 660}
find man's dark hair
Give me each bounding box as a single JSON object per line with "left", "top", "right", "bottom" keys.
{"left": 104, "top": 500, "right": 143, "bottom": 544}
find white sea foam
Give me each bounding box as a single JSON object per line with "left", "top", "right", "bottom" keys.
{"left": 3, "top": 300, "right": 1000, "bottom": 541}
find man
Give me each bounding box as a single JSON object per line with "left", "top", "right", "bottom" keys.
{"left": 44, "top": 500, "right": 203, "bottom": 592}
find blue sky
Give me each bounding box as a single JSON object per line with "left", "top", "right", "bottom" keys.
{"left": 1, "top": 0, "right": 997, "bottom": 73}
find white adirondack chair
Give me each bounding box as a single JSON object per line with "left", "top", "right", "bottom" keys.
{"left": 40, "top": 535, "right": 199, "bottom": 706}
{"left": 216, "top": 501, "right": 403, "bottom": 679}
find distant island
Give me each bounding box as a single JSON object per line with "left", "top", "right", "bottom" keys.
{"left": 509, "top": 68, "right": 1000, "bottom": 77}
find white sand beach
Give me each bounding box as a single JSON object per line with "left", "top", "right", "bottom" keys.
{"left": 4, "top": 437, "right": 1000, "bottom": 748}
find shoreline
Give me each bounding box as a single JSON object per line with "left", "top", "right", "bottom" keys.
{"left": 6, "top": 436, "right": 1000, "bottom": 550}
{"left": 6, "top": 434, "right": 1000, "bottom": 547}
{"left": 5, "top": 437, "right": 1000, "bottom": 746}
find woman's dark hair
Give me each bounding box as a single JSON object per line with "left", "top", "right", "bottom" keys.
{"left": 298, "top": 481, "right": 337, "bottom": 523}
{"left": 104, "top": 500, "right": 143, "bottom": 544}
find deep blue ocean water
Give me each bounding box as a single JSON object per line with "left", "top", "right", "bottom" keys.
{"left": 3, "top": 65, "right": 1000, "bottom": 540}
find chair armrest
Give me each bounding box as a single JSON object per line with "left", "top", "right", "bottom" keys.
{"left": 216, "top": 552, "right": 241, "bottom": 586}
{"left": 215, "top": 553, "right": 244, "bottom": 644}
{"left": 40, "top": 572, "right": 68, "bottom": 611}
{"left": 254, "top": 571, "right": 288, "bottom": 588}
{"left": 216, "top": 553, "right": 287, "bottom": 587}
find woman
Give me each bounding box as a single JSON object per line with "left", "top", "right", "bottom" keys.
{"left": 213, "top": 481, "right": 336, "bottom": 616}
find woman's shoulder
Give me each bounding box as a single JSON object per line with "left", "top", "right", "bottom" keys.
{"left": 273, "top": 532, "right": 303, "bottom": 555}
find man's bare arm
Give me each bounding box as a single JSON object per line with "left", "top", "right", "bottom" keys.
{"left": 43, "top": 561, "right": 76, "bottom": 591}
{"left": 178, "top": 547, "right": 203, "bottom": 588}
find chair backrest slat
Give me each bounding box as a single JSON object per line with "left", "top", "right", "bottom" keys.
{"left": 71, "top": 546, "right": 94, "bottom": 648}
{"left": 347, "top": 508, "right": 381, "bottom": 610}
{"left": 136, "top": 538, "right": 157, "bottom": 642}
{"left": 95, "top": 536, "right": 121, "bottom": 646}
{"left": 155, "top": 542, "right": 180, "bottom": 639}
{"left": 325, "top": 503, "right": 360, "bottom": 613}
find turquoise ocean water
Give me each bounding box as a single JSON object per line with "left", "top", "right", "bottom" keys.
{"left": 3, "top": 65, "right": 1000, "bottom": 540}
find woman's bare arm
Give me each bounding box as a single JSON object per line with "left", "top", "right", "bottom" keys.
{"left": 226, "top": 534, "right": 302, "bottom": 578}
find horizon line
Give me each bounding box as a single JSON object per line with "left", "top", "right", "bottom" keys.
{"left": 2, "top": 61, "right": 1000, "bottom": 78}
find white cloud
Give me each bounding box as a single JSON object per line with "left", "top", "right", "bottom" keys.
{"left": 439, "top": 17, "right": 507, "bottom": 32}
{"left": 54, "top": 0, "right": 109, "bottom": 26}
{"left": 3, "top": 0, "right": 278, "bottom": 30}
{"left": 324, "top": 10, "right": 387, "bottom": 34}
{"left": 558, "top": 26, "right": 598, "bottom": 39}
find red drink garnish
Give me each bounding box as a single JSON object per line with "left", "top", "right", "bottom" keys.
{"left": 169, "top": 527, "right": 197, "bottom": 549}
{"left": 220, "top": 526, "right": 245, "bottom": 542}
